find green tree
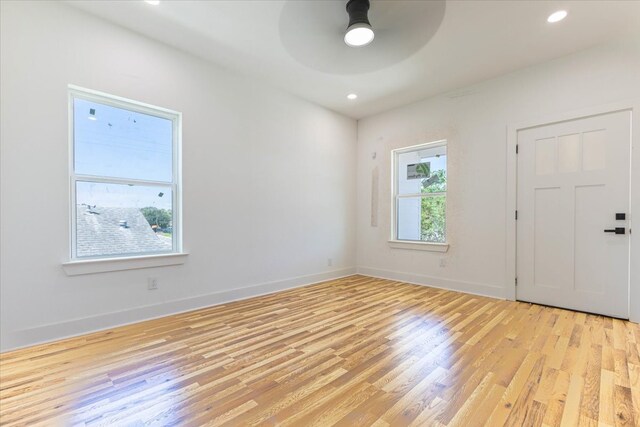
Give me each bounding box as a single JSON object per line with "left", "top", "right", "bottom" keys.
{"left": 420, "top": 169, "right": 446, "bottom": 242}
{"left": 140, "top": 207, "right": 172, "bottom": 230}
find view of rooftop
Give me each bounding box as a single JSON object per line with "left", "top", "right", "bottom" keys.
{"left": 76, "top": 204, "right": 171, "bottom": 258}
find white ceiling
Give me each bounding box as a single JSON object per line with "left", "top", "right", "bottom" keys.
{"left": 67, "top": 0, "right": 640, "bottom": 119}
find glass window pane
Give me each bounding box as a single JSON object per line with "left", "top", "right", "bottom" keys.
{"left": 397, "top": 195, "right": 446, "bottom": 243}
{"left": 74, "top": 98, "right": 173, "bottom": 182}
{"left": 420, "top": 195, "right": 446, "bottom": 243}
{"left": 75, "top": 181, "right": 173, "bottom": 258}
{"left": 397, "top": 145, "right": 447, "bottom": 195}
{"left": 397, "top": 197, "right": 422, "bottom": 241}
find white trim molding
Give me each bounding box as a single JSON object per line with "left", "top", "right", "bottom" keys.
{"left": 358, "top": 266, "right": 505, "bottom": 300}
{"left": 62, "top": 252, "right": 189, "bottom": 276}
{"left": 3, "top": 267, "right": 357, "bottom": 352}
{"left": 388, "top": 240, "right": 449, "bottom": 252}
{"left": 506, "top": 99, "right": 640, "bottom": 323}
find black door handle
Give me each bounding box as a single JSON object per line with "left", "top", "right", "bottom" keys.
{"left": 604, "top": 227, "right": 625, "bottom": 235}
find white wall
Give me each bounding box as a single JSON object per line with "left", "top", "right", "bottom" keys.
{"left": 0, "top": 1, "right": 357, "bottom": 351}
{"left": 356, "top": 38, "right": 640, "bottom": 313}
{"left": 2, "top": 2, "right": 639, "bottom": 353}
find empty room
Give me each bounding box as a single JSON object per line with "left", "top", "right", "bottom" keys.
{"left": 1, "top": 0, "right": 639, "bottom": 425}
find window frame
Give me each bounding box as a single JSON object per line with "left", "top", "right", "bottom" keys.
{"left": 390, "top": 139, "right": 449, "bottom": 251}
{"left": 68, "top": 85, "right": 182, "bottom": 261}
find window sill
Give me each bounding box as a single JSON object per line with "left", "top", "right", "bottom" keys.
{"left": 62, "top": 252, "right": 188, "bottom": 276}
{"left": 388, "top": 240, "right": 449, "bottom": 252}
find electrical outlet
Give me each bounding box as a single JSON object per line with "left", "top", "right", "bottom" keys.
{"left": 147, "top": 277, "right": 159, "bottom": 290}
{"left": 327, "top": 258, "right": 333, "bottom": 267}
{"left": 439, "top": 258, "right": 447, "bottom": 268}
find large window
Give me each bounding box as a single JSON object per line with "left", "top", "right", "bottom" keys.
{"left": 392, "top": 141, "right": 447, "bottom": 243}
{"left": 69, "top": 87, "right": 181, "bottom": 259}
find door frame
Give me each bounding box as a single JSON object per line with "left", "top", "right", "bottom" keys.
{"left": 505, "top": 100, "right": 639, "bottom": 322}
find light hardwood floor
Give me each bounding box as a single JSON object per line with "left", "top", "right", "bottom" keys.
{"left": 1, "top": 275, "right": 639, "bottom": 426}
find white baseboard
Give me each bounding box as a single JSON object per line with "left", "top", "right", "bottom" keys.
{"left": 1, "top": 267, "right": 357, "bottom": 352}
{"left": 2, "top": 266, "right": 507, "bottom": 352}
{"left": 357, "top": 266, "right": 506, "bottom": 300}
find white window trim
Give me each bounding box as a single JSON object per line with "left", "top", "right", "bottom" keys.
{"left": 62, "top": 252, "right": 188, "bottom": 276}
{"left": 388, "top": 240, "right": 449, "bottom": 252}
{"left": 390, "top": 139, "right": 449, "bottom": 252}
{"left": 67, "top": 85, "right": 184, "bottom": 269}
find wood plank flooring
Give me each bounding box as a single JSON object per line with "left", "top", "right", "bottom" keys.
{"left": 1, "top": 275, "right": 639, "bottom": 426}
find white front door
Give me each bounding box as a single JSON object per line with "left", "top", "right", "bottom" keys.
{"left": 516, "top": 110, "right": 631, "bottom": 318}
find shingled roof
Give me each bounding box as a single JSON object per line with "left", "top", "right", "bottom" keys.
{"left": 76, "top": 205, "right": 172, "bottom": 257}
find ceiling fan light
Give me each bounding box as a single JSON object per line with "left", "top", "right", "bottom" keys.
{"left": 344, "top": 23, "right": 375, "bottom": 47}
{"left": 345, "top": 0, "right": 374, "bottom": 47}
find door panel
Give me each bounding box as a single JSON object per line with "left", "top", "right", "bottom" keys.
{"left": 533, "top": 187, "right": 568, "bottom": 288}
{"left": 517, "top": 111, "right": 631, "bottom": 318}
{"left": 574, "top": 185, "right": 606, "bottom": 293}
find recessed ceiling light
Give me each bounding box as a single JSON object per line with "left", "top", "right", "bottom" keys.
{"left": 145, "top": 0, "right": 160, "bottom": 5}
{"left": 347, "top": 93, "right": 358, "bottom": 100}
{"left": 547, "top": 10, "right": 567, "bottom": 23}
{"left": 344, "top": 0, "right": 374, "bottom": 47}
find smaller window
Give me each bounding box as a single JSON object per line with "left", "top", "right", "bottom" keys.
{"left": 392, "top": 141, "right": 447, "bottom": 243}
{"left": 69, "top": 87, "right": 181, "bottom": 260}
